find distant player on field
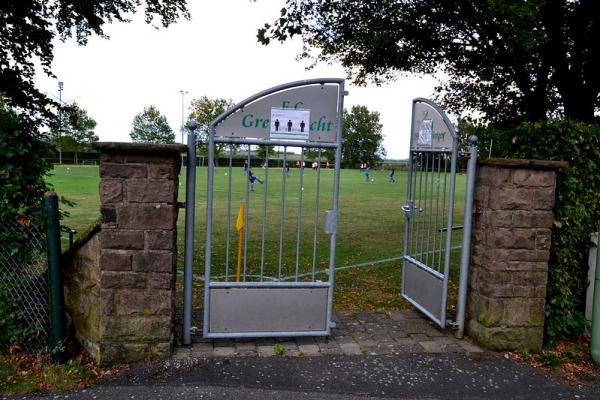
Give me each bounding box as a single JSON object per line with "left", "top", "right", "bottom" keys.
{"left": 388, "top": 168, "right": 396, "bottom": 183}
{"left": 365, "top": 165, "right": 370, "bottom": 182}
{"left": 248, "top": 169, "right": 264, "bottom": 192}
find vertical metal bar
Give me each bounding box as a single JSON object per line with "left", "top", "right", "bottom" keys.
{"left": 278, "top": 147, "right": 288, "bottom": 279}
{"left": 456, "top": 136, "right": 478, "bottom": 338}
{"left": 203, "top": 125, "right": 215, "bottom": 337}
{"left": 411, "top": 153, "right": 423, "bottom": 258}
{"left": 326, "top": 81, "right": 345, "bottom": 331}
{"left": 260, "top": 147, "right": 269, "bottom": 282}
{"left": 432, "top": 153, "right": 442, "bottom": 270}
{"left": 225, "top": 145, "right": 233, "bottom": 281}
{"left": 402, "top": 101, "right": 416, "bottom": 296}
{"left": 243, "top": 146, "right": 251, "bottom": 281}
{"left": 45, "top": 192, "right": 65, "bottom": 364}
{"left": 426, "top": 152, "right": 435, "bottom": 265}
{"left": 409, "top": 152, "right": 419, "bottom": 256}
{"left": 312, "top": 148, "right": 323, "bottom": 280}
{"left": 419, "top": 153, "right": 429, "bottom": 260}
{"left": 183, "top": 127, "right": 197, "bottom": 345}
{"left": 440, "top": 141, "right": 459, "bottom": 328}
{"left": 438, "top": 153, "right": 449, "bottom": 272}
{"left": 295, "top": 148, "right": 305, "bottom": 281}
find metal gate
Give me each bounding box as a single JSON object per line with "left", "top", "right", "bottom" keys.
{"left": 401, "top": 98, "right": 460, "bottom": 328}
{"left": 182, "top": 79, "right": 345, "bottom": 341}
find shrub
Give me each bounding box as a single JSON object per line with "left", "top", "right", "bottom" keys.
{"left": 0, "top": 282, "right": 36, "bottom": 351}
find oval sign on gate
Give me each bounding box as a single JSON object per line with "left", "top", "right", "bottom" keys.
{"left": 410, "top": 99, "right": 456, "bottom": 151}
{"left": 214, "top": 83, "right": 340, "bottom": 142}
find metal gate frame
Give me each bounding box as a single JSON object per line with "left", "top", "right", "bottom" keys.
{"left": 401, "top": 98, "right": 477, "bottom": 333}
{"left": 182, "top": 79, "right": 345, "bottom": 343}
{"left": 401, "top": 98, "right": 458, "bottom": 328}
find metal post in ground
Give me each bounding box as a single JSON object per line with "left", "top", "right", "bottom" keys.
{"left": 456, "top": 136, "right": 478, "bottom": 338}
{"left": 44, "top": 192, "right": 66, "bottom": 363}
{"left": 591, "top": 223, "right": 600, "bottom": 365}
{"left": 183, "top": 120, "right": 198, "bottom": 345}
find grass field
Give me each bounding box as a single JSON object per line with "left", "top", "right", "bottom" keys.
{"left": 47, "top": 165, "right": 466, "bottom": 314}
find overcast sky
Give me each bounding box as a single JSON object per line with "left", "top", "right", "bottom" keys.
{"left": 35, "top": 0, "right": 439, "bottom": 159}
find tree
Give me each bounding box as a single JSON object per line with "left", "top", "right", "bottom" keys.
{"left": 0, "top": 0, "right": 189, "bottom": 115}
{"left": 258, "top": 1, "right": 600, "bottom": 125}
{"left": 0, "top": 96, "right": 53, "bottom": 222}
{"left": 188, "top": 96, "right": 234, "bottom": 162}
{"left": 341, "top": 105, "right": 386, "bottom": 168}
{"left": 50, "top": 102, "right": 98, "bottom": 164}
{"left": 0, "top": 0, "right": 188, "bottom": 223}
{"left": 257, "top": 145, "right": 276, "bottom": 161}
{"left": 130, "top": 105, "right": 175, "bottom": 144}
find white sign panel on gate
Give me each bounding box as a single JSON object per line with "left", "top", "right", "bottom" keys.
{"left": 410, "top": 100, "right": 455, "bottom": 151}
{"left": 270, "top": 108, "right": 310, "bottom": 140}
{"left": 215, "top": 84, "right": 338, "bottom": 142}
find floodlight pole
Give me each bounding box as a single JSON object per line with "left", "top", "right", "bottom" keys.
{"left": 180, "top": 90, "right": 189, "bottom": 144}
{"left": 58, "top": 81, "right": 64, "bottom": 164}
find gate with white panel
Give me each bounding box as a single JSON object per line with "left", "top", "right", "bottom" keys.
{"left": 182, "top": 79, "right": 345, "bottom": 341}
{"left": 401, "top": 98, "right": 463, "bottom": 329}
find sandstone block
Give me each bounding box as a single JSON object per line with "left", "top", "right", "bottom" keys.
{"left": 101, "top": 230, "right": 144, "bottom": 250}
{"left": 132, "top": 251, "right": 174, "bottom": 273}
{"left": 126, "top": 179, "right": 175, "bottom": 203}
{"left": 535, "top": 229, "right": 552, "bottom": 250}
{"left": 100, "top": 153, "right": 124, "bottom": 163}
{"left": 512, "top": 169, "right": 556, "bottom": 187}
{"left": 100, "top": 180, "right": 123, "bottom": 204}
{"left": 99, "top": 341, "right": 171, "bottom": 366}
{"left": 100, "top": 163, "right": 147, "bottom": 179}
{"left": 467, "top": 320, "right": 543, "bottom": 352}
{"left": 101, "top": 316, "right": 172, "bottom": 340}
{"left": 99, "top": 249, "right": 131, "bottom": 271}
{"left": 110, "top": 289, "right": 172, "bottom": 316}
{"left": 117, "top": 204, "right": 175, "bottom": 229}
{"left": 489, "top": 188, "right": 534, "bottom": 210}
{"left": 504, "top": 298, "right": 545, "bottom": 327}
{"left": 487, "top": 210, "right": 512, "bottom": 228}
{"left": 125, "top": 154, "right": 178, "bottom": 164}
{"left": 147, "top": 273, "right": 173, "bottom": 289}
{"left": 145, "top": 230, "right": 174, "bottom": 250}
{"left": 487, "top": 166, "right": 512, "bottom": 187}
{"left": 101, "top": 206, "right": 116, "bottom": 223}
{"left": 100, "top": 271, "right": 146, "bottom": 289}
{"left": 148, "top": 164, "right": 177, "bottom": 179}
{"left": 533, "top": 187, "right": 556, "bottom": 210}
{"left": 511, "top": 210, "right": 554, "bottom": 228}
{"left": 488, "top": 228, "right": 535, "bottom": 249}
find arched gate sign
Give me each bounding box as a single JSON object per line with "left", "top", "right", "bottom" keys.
{"left": 182, "top": 79, "right": 345, "bottom": 342}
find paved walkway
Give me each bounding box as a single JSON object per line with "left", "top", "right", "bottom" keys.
{"left": 173, "top": 310, "right": 482, "bottom": 359}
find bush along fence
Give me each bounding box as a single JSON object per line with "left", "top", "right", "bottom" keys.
{"left": 0, "top": 192, "right": 68, "bottom": 362}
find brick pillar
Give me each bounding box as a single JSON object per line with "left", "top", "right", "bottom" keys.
{"left": 94, "top": 142, "right": 186, "bottom": 364}
{"left": 467, "top": 159, "right": 567, "bottom": 352}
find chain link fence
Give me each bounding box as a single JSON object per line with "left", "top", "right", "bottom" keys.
{"left": 0, "top": 219, "right": 49, "bottom": 351}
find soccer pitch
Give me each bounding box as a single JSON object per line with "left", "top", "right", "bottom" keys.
{"left": 47, "top": 165, "right": 467, "bottom": 312}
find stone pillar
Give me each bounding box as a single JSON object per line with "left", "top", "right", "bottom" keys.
{"left": 94, "top": 142, "right": 185, "bottom": 364}
{"left": 467, "top": 159, "right": 567, "bottom": 352}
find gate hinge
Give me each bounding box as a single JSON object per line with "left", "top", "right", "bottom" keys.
{"left": 190, "top": 326, "right": 201, "bottom": 335}
{"left": 447, "top": 321, "right": 459, "bottom": 330}
{"left": 324, "top": 210, "right": 338, "bottom": 234}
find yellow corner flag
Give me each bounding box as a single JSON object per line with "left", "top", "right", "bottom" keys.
{"left": 236, "top": 204, "right": 245, "bottom": 232}
{"left": 236, "top": 204, "right": 245, "bottom": 282}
